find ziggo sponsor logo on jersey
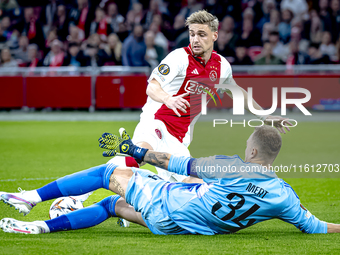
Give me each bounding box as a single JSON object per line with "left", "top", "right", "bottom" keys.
{"left": 184, "top": 80, "right": 216, "bottom": 96}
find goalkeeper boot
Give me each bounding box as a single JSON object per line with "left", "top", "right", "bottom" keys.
{"left": 0, "top": 188, "right": 36, "bottom": 216}
{"left": 0, "top": 218, "right": 49, "bottom": 234}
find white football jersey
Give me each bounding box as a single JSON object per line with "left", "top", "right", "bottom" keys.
{"left": 141, "top": 45, "right": 233, "bottom": 146}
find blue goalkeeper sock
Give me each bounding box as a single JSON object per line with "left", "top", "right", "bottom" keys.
{"left": 45, "top": 195, "right": 121, "bottom": 232}
{"left": 37, "top": 164, "right": 117, "bottom": 201}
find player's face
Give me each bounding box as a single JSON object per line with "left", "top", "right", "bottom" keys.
{"left": 189, "top": 24, "right": 217, "bottom": 58}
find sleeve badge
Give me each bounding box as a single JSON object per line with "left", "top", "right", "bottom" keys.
{"left": 158, "top": 64, "right": 170, "bottom": 75}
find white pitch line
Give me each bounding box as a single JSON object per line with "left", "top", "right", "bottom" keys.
{"left": 0, "top": 177, "right": 60, "bottom": 182}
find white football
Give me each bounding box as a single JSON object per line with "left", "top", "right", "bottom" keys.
{"left": 49, "top": 197, "right": 84, "bottom": 219}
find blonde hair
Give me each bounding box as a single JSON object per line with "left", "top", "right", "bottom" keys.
{"left": 185, "top": 10, "right": 219, "bottom": 32}
{"left": 105, "top": 33, "right": 122, "bottom": 61}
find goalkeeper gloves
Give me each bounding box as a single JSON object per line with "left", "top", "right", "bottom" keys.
{"left": 98, "top": 128, "right": 148, "bottom": 164}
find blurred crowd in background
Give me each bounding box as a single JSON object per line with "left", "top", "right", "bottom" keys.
{"left": 0, "top": 0, "right": 340, "bottom": 69}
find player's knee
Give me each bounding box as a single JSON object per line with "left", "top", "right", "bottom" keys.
{"left": 97, "top": 195, "right": 121, "bottom": 217}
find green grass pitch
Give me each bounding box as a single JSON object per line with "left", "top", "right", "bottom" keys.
{"left": 0, "top": 121, "right": 339, "bottom": 254}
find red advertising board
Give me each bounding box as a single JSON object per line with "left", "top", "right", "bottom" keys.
{"left": 0, "top": 74, "right": 338, "bottom": 110}
{"left": 0, "top": 76, "right": 24, "bottom": 108}
{"left": 96, "top": 75, "right": 147, "bottom": 109}
{"left": 26, "top": 76, "right": 92, "bottom": 108}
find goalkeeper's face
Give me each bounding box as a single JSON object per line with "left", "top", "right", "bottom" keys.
{"left": 189, "top": 24, "right": 217, "bottom": 58}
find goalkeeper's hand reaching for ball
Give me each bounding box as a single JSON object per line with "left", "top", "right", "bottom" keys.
{"left": 98, "top": 128, "right": 148, "bottom": 164}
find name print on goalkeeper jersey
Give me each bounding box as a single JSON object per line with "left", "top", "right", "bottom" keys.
{"left": 245, "top": 183, "right": 269, "bottom": 199}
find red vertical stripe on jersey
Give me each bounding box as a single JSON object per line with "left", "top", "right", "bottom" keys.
{"left": 154, "top": 47, "right": 222, "bottom": 143}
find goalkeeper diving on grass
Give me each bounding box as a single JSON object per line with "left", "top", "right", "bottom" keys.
{"left": 1, "top": 126, "right": 339, "bottom": 235}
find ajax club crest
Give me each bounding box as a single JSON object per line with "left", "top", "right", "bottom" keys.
{"left": 209, "top": 70, "right": 217, "bottom": 82}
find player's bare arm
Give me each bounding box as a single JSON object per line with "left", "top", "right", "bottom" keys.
{"left": 143, "top": 151, "right": 171, "bottom": 170}
{"left": 146, "top": 78, "right": 190, "bottom": 117}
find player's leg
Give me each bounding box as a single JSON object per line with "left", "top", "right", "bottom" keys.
{"left": 106, "top": 167, "right": 134, "bottom": 198}
{"left": 110, "top": 167, "right": 190, "bottom": 235}
{"left": 43, "top": 195, "right": 147, "bottom": 232}
{"left": 48, "top": 130, "right": 133, "bottom": 216}
{"left": 0, "top": 195, "right": 146, "bottom": 234}
{"left": 0, "top": 164, "right": 119, "bottom": 215}
{"left": 5, "top": 167, "right": 182, "bottom": 235}
{"left": 1, "top": 167, "right": 149, "bottom": 234}
{"left": 107, "top": 123, "right": 159, "bottom": 227}
{"left": 152, "top": 122, "right": 202, "bottom": 183}
{"left": 115, "top": 198, "right": 147, "bottom": 227}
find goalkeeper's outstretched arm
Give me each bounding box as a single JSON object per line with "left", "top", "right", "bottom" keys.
{"left": 98, "top": 129, "right": 196, "bottom": 177}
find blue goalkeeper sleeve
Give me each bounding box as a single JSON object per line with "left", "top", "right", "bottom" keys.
{"left": 167, "top": 156, "right": 196, "bottom": 176}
